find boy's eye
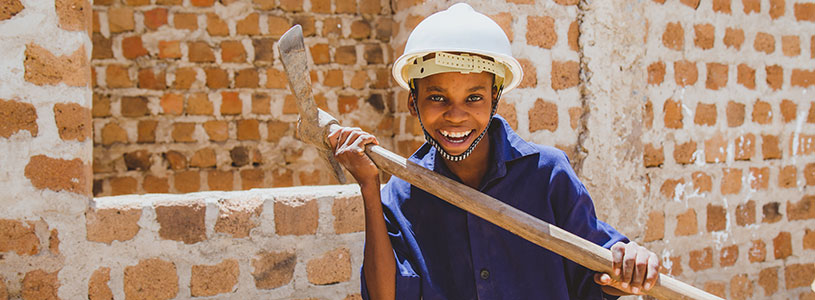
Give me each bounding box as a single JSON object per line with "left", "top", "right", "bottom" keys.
{"left": 429, "top": 95, "right": 445, "bottom": 102}
{"left": 467, "top": 95, "right": 483, "bottom": 102}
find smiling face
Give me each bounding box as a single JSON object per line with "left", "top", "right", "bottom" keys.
{"left": 409, "top": 71, "right": 497, "bottom": 157}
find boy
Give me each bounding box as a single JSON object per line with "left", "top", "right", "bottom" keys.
{"left": 328, "top": 3, "right": 660, "bottom": 299}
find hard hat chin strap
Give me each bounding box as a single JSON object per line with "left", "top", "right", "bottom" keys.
{"left": 410, "top": 82, "right": 503, "bottom": 162}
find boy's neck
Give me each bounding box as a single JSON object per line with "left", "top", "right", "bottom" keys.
{"left": 442, "top": 134, "right": 491, "bottom": 189}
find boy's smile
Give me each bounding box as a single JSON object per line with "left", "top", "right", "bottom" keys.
{"left": 410, "top": 71, "right": 496, "bottom": 157}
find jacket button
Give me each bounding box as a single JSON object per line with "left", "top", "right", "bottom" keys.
{"left": 480, "top": 269, "right": 489, "bottom": 280}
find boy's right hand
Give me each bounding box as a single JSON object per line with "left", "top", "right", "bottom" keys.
{"left": 327, "top": 126, "right": 380, "bottom": 186}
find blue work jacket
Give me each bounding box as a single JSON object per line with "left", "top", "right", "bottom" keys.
{"left": 361, "top": 115, "right": 628, "bottom": 300}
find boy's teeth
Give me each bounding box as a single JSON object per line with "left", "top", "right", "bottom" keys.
{"left": 441, "top": 130, "right": 472, "bottom": 138}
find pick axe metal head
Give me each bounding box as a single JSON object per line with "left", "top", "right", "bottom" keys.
{"left": 278, "top": 25, "right": 347, "bottom": 184}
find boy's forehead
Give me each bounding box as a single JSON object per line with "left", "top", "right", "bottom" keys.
{"left": 417, "top": 71, "right": 494, "bottom": 89}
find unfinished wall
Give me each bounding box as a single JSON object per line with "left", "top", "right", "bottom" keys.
{"left": 90, "top": 0, "right": 395, "bottom": 196}
{"left": 3, "top": 0, "right": 815, "bottom": 299}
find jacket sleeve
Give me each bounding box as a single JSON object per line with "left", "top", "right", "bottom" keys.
{"left": 361, "top": 180, "right": 422, "bottom": 300}
{"left": 547, "top": 150, "right": 629, "bottom": 300}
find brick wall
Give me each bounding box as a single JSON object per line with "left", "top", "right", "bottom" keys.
{"left": 90, "top": 0, "right": 395, "bottom": 196}
{"left": 639, "top": 0, "right": 815, "bottom": 298}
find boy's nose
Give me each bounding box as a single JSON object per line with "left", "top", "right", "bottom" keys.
{"left": 442, "top": 103, "right": 469, "bottom": 122}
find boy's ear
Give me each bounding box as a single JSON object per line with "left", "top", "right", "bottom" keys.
{"left": 407, "top": 93, "right": 418, "bottom": 116}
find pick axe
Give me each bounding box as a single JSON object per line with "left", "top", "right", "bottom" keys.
{"left": 278, "top": 25, "right": 721, "bottom": 300}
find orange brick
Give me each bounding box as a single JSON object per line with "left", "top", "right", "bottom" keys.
{"left": 311, "top": 0, "right": 330, "bottom": 13}
{"left": 143, "top": 175, "right": 169, "bottom": 193}
{"left": 788, "top": 195, "right": 815, "bottom": 220}
{"left": 662, "top": 22, "right": 684, "bottom": 50}
{"left": 663, "top": 98, "right": 683, "bottom": 129}
{"left": 309, "top": 43, "right": 330, "bottom": 65}
{"left": 780, "top": 99, "right": 797, "bottom": 123}
{"left": 805, "top": 163, "right": 815, "bottom": 186}
{"left": 335, "top": 45, "right": 356, "bottom": 64}
{"left": 267, "top": 120, "right": 290, "bottom": 142}
{"left": 333, "top": 196, "right": 364, "bottom": 234}
{"left": 764, "top": 202, "right": 782, "bottom": 223}
{"left": 648, "top": 61, "right": 665, "bottom": 85}
{"left": 567, "top": 106, "right": 580, "bottom": 130}
{"left": 736, "top": 63, "right": 755, "bottom": 89}
{"left": 643, "top": 144, "right": 664, "bottom": 167}
{"left": 237, "top": 13, "right": 260, "bottom": 35}
{"left": 101, "top": 122, "right": 128, "bottom": 145}
{"left": 206, "top": 13, "right": 228, "bottom": 36}
{"left": 274, "top": 199, "right": 317, "bottom": 235}
{"left": 190, "top": 148, "right": 216, "bottom": 168}
{"left": 235, "top": 69, "right": 259, "bottom": 88}
{"left": 250, "top": 93, "right": 270, "bottom": 115}
{"left": 705, "top": 63, "right": 727, "bottom": 90}
{"left": 568, "top": 20, "right": 578, "bottom": 51}
{"left": 350, "top": 20, "right": 371, "bottom": 40}
{"left": 122, "top": 36, "right": 148, "bottom": 59}
{"left": 158, "top": 40, "right": 181, "bottom": 59}
{"left": 124, "top": 150, "right": 152, "bottom": 170}
{"left": 723, "top": 27, "right": 744, "bottom": 49}
{"left": 172, "top": 122, "right": 196, "bottom": 143}
{"left": 265, "top": 68, "right": 287, "bottom": 89}
{"left": 359, "top": 0, "right": 381, "bottom": 14}
{"left": 121, "top": 96, "right": 148, "bottom": 117}
{"left": 770, "top": 0, "right": 785, "bottom": 18}
{"left": 792, "top": 68, "right": 815, "bottom": 88}
{"left": 527, "top": 16, "right": 556, "bottom": 49}
{"left": 675, "top": 208, "right": 697, "bottom": 236}
{"left": 191, "top": 0, "right": 214, "bottom": 6}
{"left": 221, "top": 40, "right": 246, "bottom": 63}
{"left": 92, "top": 94, "right": 111, "bottom": 117}
{"left": 1, "top": 0, "right": 23, "bottom": 20}
{"left": 689, "top": 247, "right": 713, "bottom": 271}
{"left": 674, "top": 60, "right": 697, "bottom": 86}
{"left": 674, "top": 141, "right": 697, "bottom": 164}
{"left": 253, "top": 38, "right": 275, "bottom": 62}
{"left": 205, "top": 67, "right": 229, "bottom": 89}
{"left": 693, "top": 23, "right": 714, "bottom": 50}
{"left": 237, "top": 119, "right": 260, "bottom": 141}
{"left": 267, "top": 15, "right": 291, "bottom": 38}
{"left": 189, "top": 42, "right": 215, "bottom": 62}
{"left": 92, "top": 33, "right": 113, "bottom": 59}
{"left": 753, "top": 99, "right": 773, "bottom": 124}
{"left": 704, "top": 133, "right": 727, "bottom": 163}
{"left": 720, "top": 245, "right": 738, "bottom": 267}
{"left": 766, "top": 65, "right": 783, "bottom": 90}
{"left": 743, "top": 0, "right": 760, "bottom": 14}
{"left": 551, "top": 61, "right": 579, "bottom": 90}
{"left": 160, "top": 93, "right": 183, "bottom": 115}
{"left": 88, "top": 267, "right": 112, "bottom": 300}
{"left": 206, "top": 170, "right": 233, "bottom": 191}
{"left": 25, "top": 155, "right": 90, "bottom": 195}
{"left": 713, "top": 0, "right": 731, "bottom": 13}
{"left": 144, "top": 8, "right": 167, "bottom": 30}
{"left": 337, "top": 95, "right": 358, "bottom": 114}
{"left": 643, "top": 211, "right": 664, "bottom": 242}
{"left": 22, "top": 270, "right": 59, "bottom": 300}
{"left": 201, "top": 120, "right": 228, "bottom": 142}
{"left": 109, "top": 176, "right": 137, "bottom": 195}
{"left": 749, "top": 167, "right": 769, "bottom": 190}
{"left": 106, "top": 64, "right": 132, "bottom": 88}
{"left": 784, "top": 264, "right": 815, "bottom": 289}
{"left": 0, "top": 219, "right": 40, "bottom": 256}
{"left": 53, "top": 102, "right": 91, "bottom": 142}
{"left": 323, "top": 69, "right": 344, "bottom": 87}
{"left": 124, "top": 259, "right": 178, "bottom": 299}
{"left": 307, "top": 248, "right": 351, "bottom": 285}
{"left": 109, "top": 7, "right": 134, "bottom": 33}
{"left": 190, "top": 260, "right": 238, "bottom": 297}
{"left": 335, "top": 0, "right": 356, "bottom": 13}
{"left": 364, "top": 44, "right": 384, "bottom": 64}
{"left": 749, "top": 239, "right": 767, "bottom": 262}
{"left": 517, "top": 58, "right": 538, "bottom": 88}
{"left": 681, "top": 0, "right": 700, "bottom": 9}
{"left": 692, "top": 171, "right": 712, "bottom": 193}
{"left": 722, "top": 168, "right": 742, "bottom": 194}
{"left": 778, "top": 165, "right": 797, "bottom": 188}
{"left": 292, "top": 15, "right": 316, "bottom": 36}
{"left": 781, "top": 35, "right": 801, "bottom": 57}
{"left": 252, "top": 251, "right": 296, "bottom": 289}
{"left": 706, "top": 204, "right": 726, "bottom": 232}
{"left": 173, "top": 12, "right": 197, "bottom": 30}
{"left": 220, "top": 92, "right": 242, "bottom": 115}
{"left": 804, "top": 228, "right": 815, "bottom": 249}
{"left": 529, "top": 98, "right": 558, "bottom": 132}
{"left": 172, "top": 67, "right": 197, "bottom": 89}
{"left": 795, "top": 3, "right": 815, "bottom": 21}
{"left": 735, "top": 200, "right": 756, "bottom": 226}
{"left": 138, "top": 68, "right": 166, "bottom": 90}
{"left": 156, "top": 203, "right": 206, "bottom": 243}
{"left": 757, "top": 267, "right": 778, "bottom": 296}
{"left": 761, "top": 134, "right": 781, "bottom": 159}
{"left": 772, "top": 231, "right": 792, "bottom": 259}
{"left": 241, "top": 169, "right": 265, "bottom": 189}
{"left": 734, "top": 133, "right": 755, "bottom": 160}
{"left": 730, "top": 274, "right": 753, "bottom": 300}
{"left": 754, "top": 32, "right": 775, "bottom": 54}
{"left": 136, "top": 120, "right": 158, "bottom": 143}
{"left": 694, "top": 103, "right": 716, "bottom": 126}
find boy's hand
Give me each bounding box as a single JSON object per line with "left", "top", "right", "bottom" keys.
{"left": 594, "top": 241, "right": 660, "bottom": 296}
{"left": 327, "top": 126, "right": 380, "bottom": 186}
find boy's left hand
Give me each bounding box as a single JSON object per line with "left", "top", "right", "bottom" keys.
{"left": 594, "top": 241, "right": 660, "bottom": 296}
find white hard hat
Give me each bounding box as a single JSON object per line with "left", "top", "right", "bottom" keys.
{"left": 392, "top": 3, "right": 523, "bottom": 93}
